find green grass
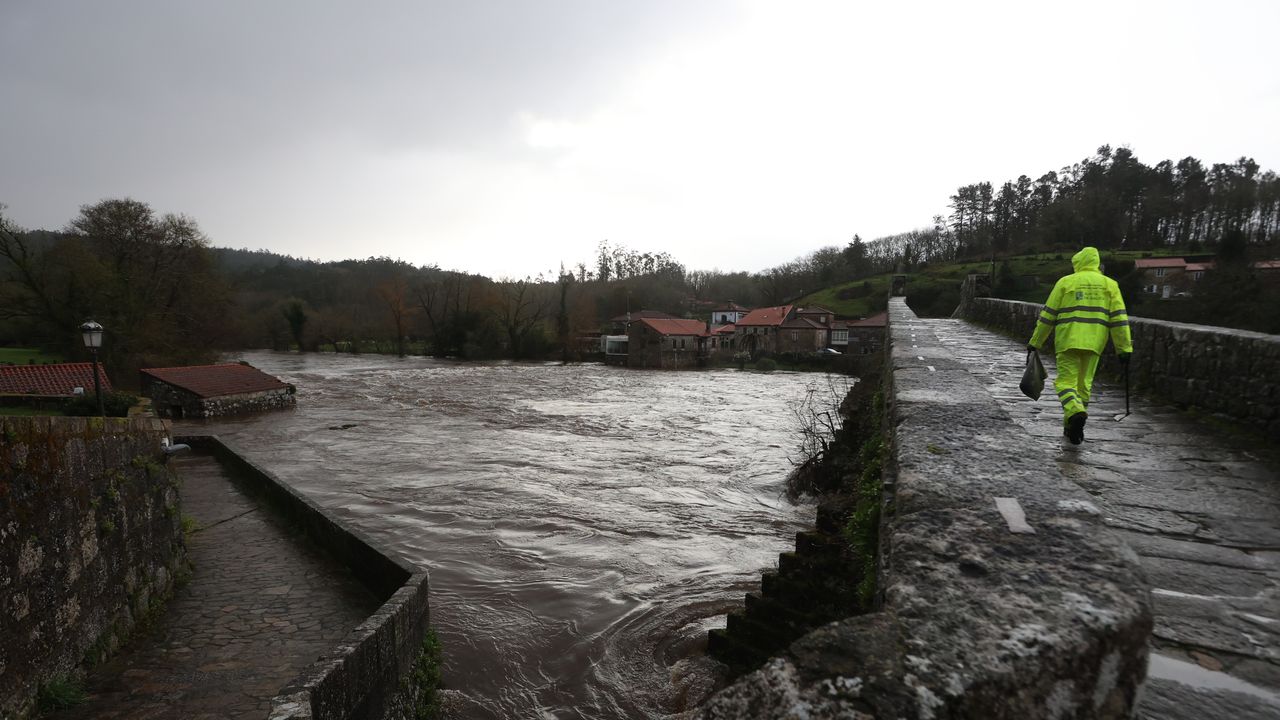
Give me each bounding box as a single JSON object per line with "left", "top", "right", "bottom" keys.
{"left": 0, "top": 347, "right": 64, "bottom": 365}
{"left": 799, "top": 248, "right": 1184, "bottom": 317}
{"left": 799, "top": 276, "right": 892, "bottom": 317}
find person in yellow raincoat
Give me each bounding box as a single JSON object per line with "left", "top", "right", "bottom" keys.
{"left": 1028, "top": 247, "right": 1133, "bottom": 444}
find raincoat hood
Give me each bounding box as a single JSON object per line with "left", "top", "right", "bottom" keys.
{"left": 1072, "top": 246, "right": 1101, "bottom": 273}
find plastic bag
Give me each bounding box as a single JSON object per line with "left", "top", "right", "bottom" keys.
{"left": 1020, "top": 348, "right": 1046, "bottom": 400}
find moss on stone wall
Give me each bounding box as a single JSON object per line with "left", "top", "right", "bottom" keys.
{"left": 0, "top": 416, "right": 185, "bottom": 719}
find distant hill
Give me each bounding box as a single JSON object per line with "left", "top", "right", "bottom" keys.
{"left": 210, "top": 247, "right": 317, "bottom": 273}
{"left": 795, "top": 249, "right": 1255, "bottom": 323}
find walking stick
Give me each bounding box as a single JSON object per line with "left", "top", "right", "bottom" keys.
{"left": 1114, "top": 359, "right": 1130, "bottom": 421}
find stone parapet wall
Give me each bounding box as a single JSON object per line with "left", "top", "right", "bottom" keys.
{"left": 699, "top": 298, "right": 1152, "bottom": 718}
{"left": 1, "top": 416, "right": 183, "bottom": 719}
{"left": 177, "top": 435, "right": 430, "bottom": 720}
{"left": 961, "top": 297, "right": 1280, "bottom": 439}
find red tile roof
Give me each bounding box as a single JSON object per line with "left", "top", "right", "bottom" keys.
{"left": 782, "top": 317, "right": 828, "bottom": 330}
{"left": 1134, "top": 258, "right": 1186, "bottom": 269}
{"left": 736, "top": 305, "right": 793, "bottom": 326}
{"left": 713, "top": 302, "right": 750, "bottom": 312}
{"left": 633, "top": 318, "right": 709, "bottom": 337}
{"left": 710, "top": 324, "right": 736, "bottom": 335}
{"left": 141, "top": 363, "right": 288, "bottom": 399}
{"left": 849, "top": 311, "right": 888, "bottom": 328}
{"left": 0, "top": 362, "right": 113, "bottom": 396}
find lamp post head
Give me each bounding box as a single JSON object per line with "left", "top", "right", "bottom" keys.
{"left": 80, "top": 320, "right": 104, "bottom": 349}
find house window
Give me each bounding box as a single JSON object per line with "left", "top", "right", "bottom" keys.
{"left": 1192, "top": 271, "right": 1204, "bottom": 280}
{"left": 1154, "top": 267, "right": 1166, "bottom": 277}
{"left": 790, "top": 330, "right": 798, "bottom": 341}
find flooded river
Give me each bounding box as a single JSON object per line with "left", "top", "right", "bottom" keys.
{"left": 179, "top": 352, "right": 824, "bottom": 718}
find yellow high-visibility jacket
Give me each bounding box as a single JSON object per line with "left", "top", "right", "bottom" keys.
{"left": 1029, "top": 247, "right": 1133, "bottom": 354}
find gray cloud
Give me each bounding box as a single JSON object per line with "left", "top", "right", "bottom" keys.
{"left": 2, "top": 1, "right": 736, "bottom": 229}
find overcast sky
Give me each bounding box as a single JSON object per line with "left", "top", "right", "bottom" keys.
{"left": 3, "top": 1, "right": 1278, "bottom": 278}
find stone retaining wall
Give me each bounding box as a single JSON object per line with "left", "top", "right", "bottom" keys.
{"left": 177, "top": 435, "right": 431, "bottom": 720}
{"left": 1, "top": 417, "right": 183, "bottom": 719}
{"left": 960, "top": 297, "right": 1280, "bottom": 439}
{"left": 147, "top": 381, "right": 296, "bottom": 419}
{"left": 699, "top": 299, "right": 1152, "bottom": 718}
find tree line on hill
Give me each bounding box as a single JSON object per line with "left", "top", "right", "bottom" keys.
{"left": 2, "top": 146, "right": 1277, "bottom": 381}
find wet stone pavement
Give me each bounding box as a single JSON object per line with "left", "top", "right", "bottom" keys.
{"left": 51, "top": 453, "right": 380, "bottom": 720}
{"left": 914, "top": 317, "right": 1280, "bottom": 720}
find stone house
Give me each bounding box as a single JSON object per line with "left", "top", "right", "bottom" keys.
{"left": 734, "top": 305, "right": 792, "bottom": 355}
{"left": 736, "top": 305, "right": 847, "bottom": 355}
{"left": 1135, "top": 258, "right": 1194, "bottom": 298}
{"left": 626, "top": 318, "right": 709, "bottom": 369}
{"left": 778, "top": 316, "right": 829, "bottom": 353}
{"left": 140, "top": 363, "right": 295, "bottom": 419}
{"left": 846, "top": 312, "right": 887, "bottom": 354}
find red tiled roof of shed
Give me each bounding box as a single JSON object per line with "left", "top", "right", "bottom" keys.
{"left": 140, "top": 363, "right": 288, "bottom": 399}
{"left": 0, "top": 362, "right": 112, "bottom": 396}
{"left": 736, "top": 305, "right": 793, "bottom": 326}
{"left": 633, "top": 318, "right": 709, "bottom": 337}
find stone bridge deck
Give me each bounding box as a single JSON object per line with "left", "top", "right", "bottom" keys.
{"left": 50, "top": 453, "right": 380, "bottom": 720}
{"left": 914, "top": 315, "right": 1280, "bottom": 719}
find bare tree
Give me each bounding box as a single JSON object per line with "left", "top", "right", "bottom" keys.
{"left": 786, "top": 375, "right": 854, "bottom": 498}
{"left": 494, "top": 277, "right": 548, "bottom": 359}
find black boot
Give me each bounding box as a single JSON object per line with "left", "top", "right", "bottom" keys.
{"left": 1066, "top": 413, "right": 1087, "bottom": 444}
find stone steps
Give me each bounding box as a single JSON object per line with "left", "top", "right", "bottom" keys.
{"left": 707, "top": 497, "right": 862, "bottom": 675}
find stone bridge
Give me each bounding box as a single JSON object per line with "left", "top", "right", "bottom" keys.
{"left": 702, "top": 298, "right": 1279, "bottom": 719}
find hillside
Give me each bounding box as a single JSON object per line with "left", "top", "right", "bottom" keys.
{"left": 796, "top": 248, "right": 1280, "bottom": 332}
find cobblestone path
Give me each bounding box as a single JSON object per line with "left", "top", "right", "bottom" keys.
{"left": 907, "top": 316, "right": 1280, "bottom": 720}
{"left": 51, "top": 453, "right": 380, "bottom": 720}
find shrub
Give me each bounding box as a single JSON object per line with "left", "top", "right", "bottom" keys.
{"left": 755, "top": 357, "right": 778, "bottom": 373}
{"left": 64, "top": 391, "right": 139, "bottom": 417}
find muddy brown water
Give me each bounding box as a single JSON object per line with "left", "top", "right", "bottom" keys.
{"left": 178, "top": 352, "right": 825, "bottom": 718}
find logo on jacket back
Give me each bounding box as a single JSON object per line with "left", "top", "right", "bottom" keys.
{"left": 1075, "top": 291, "right": 1084, "bottom": 300}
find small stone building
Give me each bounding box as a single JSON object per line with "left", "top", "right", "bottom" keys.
{"left": 627, "top": 318, "right": 709, "bottom": 369}
{"left": 140, "top": 363, "right": 295, "bottom": 419}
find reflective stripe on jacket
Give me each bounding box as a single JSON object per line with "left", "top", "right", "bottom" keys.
{"left": 1029, "top": 247, "right": 1133, "bottom": 354}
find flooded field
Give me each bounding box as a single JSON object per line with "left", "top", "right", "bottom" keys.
{"left": 179, "top": 352, "right": 825, "bottom": 718}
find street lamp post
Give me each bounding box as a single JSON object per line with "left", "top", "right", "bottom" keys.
{"left": 80, "top": 320, "right": 105, "bottom": 417}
